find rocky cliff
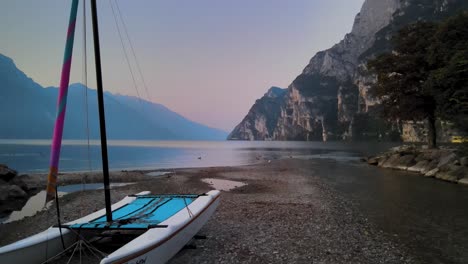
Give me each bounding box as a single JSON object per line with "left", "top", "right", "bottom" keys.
{"left": 228, "top": 87, "right": 286, "bottom": 140}
{"left": 229, "top": 0, "right": 468, "bottom": 141}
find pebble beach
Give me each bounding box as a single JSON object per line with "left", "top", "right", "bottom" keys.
{"left": 0, "top": 159, "right": 412, "bottom": 263}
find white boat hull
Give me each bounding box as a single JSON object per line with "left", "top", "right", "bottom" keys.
{"left": 0, "top": 190, "right": 220, "bottom": 264}
{"left": 102, "top": 190, "right": 220, "bottom": 264}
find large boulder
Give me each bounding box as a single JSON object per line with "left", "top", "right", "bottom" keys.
{"left": 437, "top": 153, "right": 457, "bottom": 168}
{"left": 10, "top": 176, "right": 29, "bottom": 192}
{"left": 435, "top": 165, "right": 467, "bottom": 183}
{"left": 424, "top": 168, "right": 439, "bottom": 177}
{"left": 0, "top": 185, "right": 27, "bottom": 200}
{"left": 381, "top": 154, "right": 401, "bottom": 168}
{"left": 0, "top": 165, "right": 17, "bottom": 182}
{"left": 408, "top": 160, "right": 430, "bottom": 173}
{"left": 395, "top": 155, "right": 416, "bottom": 170}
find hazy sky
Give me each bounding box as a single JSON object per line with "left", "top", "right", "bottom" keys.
{"left": 1, "top": 0, "right": 364, "bottom": 131}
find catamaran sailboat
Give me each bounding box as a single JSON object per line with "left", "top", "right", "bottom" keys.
{"left": 0, "top": 1, "right": 220, "bottom": 263}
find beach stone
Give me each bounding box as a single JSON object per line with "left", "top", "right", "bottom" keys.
{"left": 407, "top": 160, "right": 430, "bottom": 173}
{"left": 437, "top": 153, "right": 457, "bottom": 168}
{"left": 0, "top": 165, "right": 17, "bottom": 182}
{"left": 424, "top": 168, "right": 439, "bottom": 177}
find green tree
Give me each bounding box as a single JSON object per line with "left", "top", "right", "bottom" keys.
{"left": 427, "top": 13, "right": 468, "bottom": 132}
{"left": 368, "top": 22, "right": 438, "bottom": 147}
{"left": 369, "top": 12, "right": 468, "bottom": 148}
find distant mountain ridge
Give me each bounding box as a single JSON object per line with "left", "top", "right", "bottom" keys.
{"left": 0, "top": 53, "right": 227, "bottom": 140}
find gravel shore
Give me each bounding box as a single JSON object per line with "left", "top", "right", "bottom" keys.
{"left": 0, "top": 159, "right": 412, "bottom": 263}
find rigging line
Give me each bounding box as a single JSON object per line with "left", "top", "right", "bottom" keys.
{"left": 55, "top": 188, "right": 66, "bottom": 250}
{"left": 66, "top": 242, "right": 80, "bottom": 264}
{"left": 83, "top": 0, "right": 92, "bottom": 173}
{"left": 108, "top": 0, "right": 144, "bottom": 110}
{"left": 81, "top": 0, "right": 90, "bottom": 219}
{"left": 114, "top": 0, "right": 153, "bottom": 102}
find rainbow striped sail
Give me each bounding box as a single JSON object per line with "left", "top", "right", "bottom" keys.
{"left": 45, "top": 0, "right": 80, "bottom": 204}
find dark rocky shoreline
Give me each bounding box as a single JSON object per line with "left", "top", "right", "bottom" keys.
{"left": 0, "top": 165, "right": 42, "bottom": 217}
{"left": 364, "top": 145, "right": 468, "bottom": 185}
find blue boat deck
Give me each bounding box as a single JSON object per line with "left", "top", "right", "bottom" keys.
{"left": 67, "top": 194, "right": 199, "bottom": 230}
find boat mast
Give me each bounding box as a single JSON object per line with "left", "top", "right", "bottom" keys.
{"left": 90, "top": 0, "right": 112, "bottom": 223}
{"left": 45, "top": 0, "right": 80, "bottom": 204}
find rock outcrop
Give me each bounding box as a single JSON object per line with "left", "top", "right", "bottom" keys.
{"left": 365, "top": 145, "right": 468, "bottom": 185}
{"left": 229, "top": 0, "right": 468, "bottom": 141}
{"left": 228, "top": 87, "right": 286, "bottom": 140}
{"left": 0, "top": 165, "right": 40, "bottom": 217}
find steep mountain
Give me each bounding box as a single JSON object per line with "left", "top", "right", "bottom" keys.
{"left": 228, "top": 87, "right": 286, "bottom": 140}
{"left": 0, "top": 53, "right": 227, "bottom": 140}
{"left": 229, "top": 0, "right": 468, "bottom": 141}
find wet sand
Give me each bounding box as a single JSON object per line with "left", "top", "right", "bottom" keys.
{"left": 0, "top": 159, "right": 411, "bottom": 263}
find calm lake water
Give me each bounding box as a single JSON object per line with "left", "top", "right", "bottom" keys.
{"left": 0, "top": 139, "right": 394, "bottom": 173}
{"left": 1, "top": 140, "right": 467, "bottom": 262}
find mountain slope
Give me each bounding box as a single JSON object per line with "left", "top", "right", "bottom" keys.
{"left": 229, "top": 0, "right": 468, "bottom": 141}
{"left": 0, "top": 53, "right": 227, "bottom": 140}
{"left": 228, "top": 87, "right": 286, "bottom": 140}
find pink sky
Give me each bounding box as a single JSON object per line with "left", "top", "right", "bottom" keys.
{"left": 1, "top": 0, "right": 364, "bottom": 131}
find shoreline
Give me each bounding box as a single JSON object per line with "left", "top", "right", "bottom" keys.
{"left": 0, "top": 159, "right": 412, "bottom": 263}
{"left": 364, "top": 145, "right": 468, "bottom": 185}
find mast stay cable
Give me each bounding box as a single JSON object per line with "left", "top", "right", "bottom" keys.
{"left": 108, "top": 0, "right": 144, "bottom": 110}
{"left": 114, "top": 0, "right": 153, "bottom": 102}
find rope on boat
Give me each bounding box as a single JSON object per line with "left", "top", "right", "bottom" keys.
{"left": 183, "top": 197, "right": 194, "bottom": 218}
{"left": 55, "top": 188, "right": 66, "bottom": 250}
{"left": 40, "top": 228, "right": 108, "bottom": 264}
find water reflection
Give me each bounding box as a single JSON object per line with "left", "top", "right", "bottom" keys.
{"left": 312, "top": 159, "right": 468, "bottom": 263}
{"left": 0, "top": 183, "right": 134, "bottom": 224}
